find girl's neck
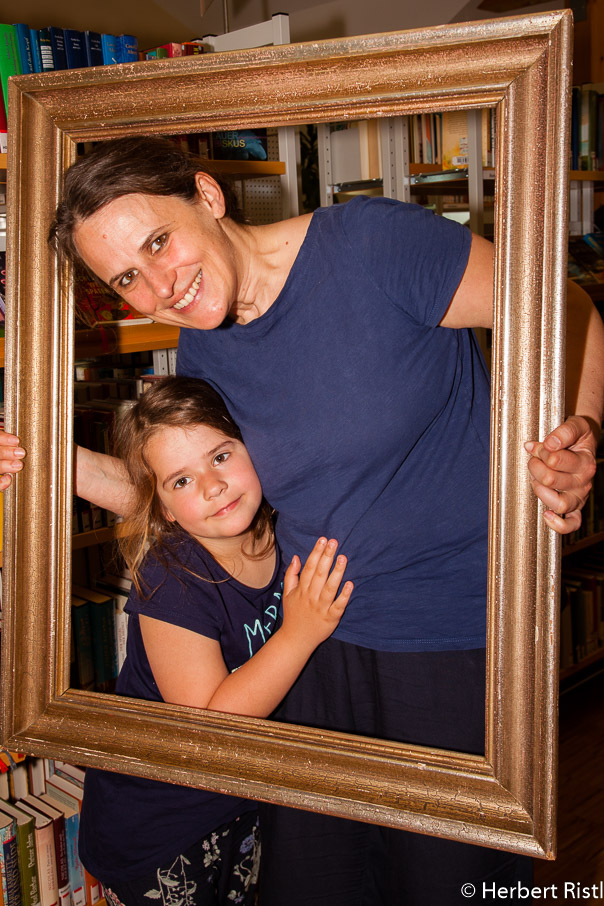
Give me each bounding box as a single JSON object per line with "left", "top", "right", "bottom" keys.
{"left": 201, "top": 527, "right": 276, "bottom": 589}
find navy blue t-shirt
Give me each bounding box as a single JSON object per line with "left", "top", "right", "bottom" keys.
{"left": 177, "top": 197, "right": 490, "bottom": 652}
{"left": 78, "top": 534, "right": 282, "bottom": 883}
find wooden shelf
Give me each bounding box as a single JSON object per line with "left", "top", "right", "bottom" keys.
{"left": 569, "top": 170, "right": 604, "bottom": 182}
{"left": 75, "top": 322, "right": 179, "bottom": 358}
{"left": 209, "top": 159, "right": 285, "bottom": 178}
{"left": 0, "top": 323, "right": 179, "bottom": 367}
{"left": 563, "top": 531, "right": 604, "bottom": 557}
{"left": 559, "top": 645, "right": 604, "bottom": 682}
{"left": 72, "top": 522, "right": 130, "bottom": 550}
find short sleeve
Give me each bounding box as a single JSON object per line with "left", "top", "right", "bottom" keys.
{"left": 337, "top": 196, "right": 473, "bottom": 327}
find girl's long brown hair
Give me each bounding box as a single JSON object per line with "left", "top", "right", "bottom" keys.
{"left": 114, "top": 376, "right": 273, "bottom": 594}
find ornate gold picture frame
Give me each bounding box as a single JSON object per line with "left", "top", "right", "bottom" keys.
{"left": 1, "top": 10, "right": 571, "bottom": 858}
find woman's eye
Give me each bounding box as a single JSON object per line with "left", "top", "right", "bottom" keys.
{"left": 150, "top": 234, "right": 167, "bottom": 254}
{"left": 173, "top": 476, "right": 191, "bottom": 489}
{"left": 119, "top": 269, "right": 137, "bottom": 288}
{"left": 213, "top": 452, "right": 230, "bottom": 466}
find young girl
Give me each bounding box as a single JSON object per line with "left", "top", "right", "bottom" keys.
{"left": 78, "top": 375, "right": 353, "bottom": 906}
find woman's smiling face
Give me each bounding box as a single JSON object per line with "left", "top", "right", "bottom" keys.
{"left": 72, "top": 176, "right": 240, "bottom": 330}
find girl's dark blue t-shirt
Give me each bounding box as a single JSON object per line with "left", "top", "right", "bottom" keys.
{"left": 78, "top": 535, "right": 282, "bottom": 883}
{"left": 177, "top": 196, "right": 490, "bottom": 652}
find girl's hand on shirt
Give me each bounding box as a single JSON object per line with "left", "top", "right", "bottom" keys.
{"left": 281, "top": 537, "right": 353, "bottom": 649}
{"left": 0, "top": 430, "right": 25, "bottom": 490}
{"left": 525, "top": 415, "right": 598, "bottom": 535}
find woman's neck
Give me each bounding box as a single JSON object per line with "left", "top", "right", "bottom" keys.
{"left": 224, "top": 213, "right": 313, "bottom": 325}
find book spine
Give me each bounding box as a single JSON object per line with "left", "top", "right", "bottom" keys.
{"left": 32, "top": 823, "right": 59, "bottom": 906}
{"left": 116, "top": 35, "right": 138, "bottom": 63}
{"left": 28, "top": 30, "right": 42, "bottom": 73}
{"left": 60, "top": 816, "right": 85, "bottom": 906}
{"left": 100, "top": 35, "right": 118, "bottom": 65}
{"left": 48, "top": 28, "right": 67, "bottom": 71}
{"left": 14, "top": 819, "right": 40, "bottom": 906}
{"left": 0, "top": 25, "right": 22, "bottom": 118}
{"left": 83, "top": 33, "right": 103, "bottom": 68}
{"left": 36, "top": 30, "right": 55, "bottom": 72}
{"left": 0, "top": 820, "right": 21, "bottom": 906}
{"left": 12, "top": 24, "right": 34, "bottom": 74}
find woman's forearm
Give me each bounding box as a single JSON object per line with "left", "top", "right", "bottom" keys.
{"left": 75, "top": 444, "right": 136, "bottom": 516}
{"left": 566, "top": 280, "right": 604, "bottom": 439}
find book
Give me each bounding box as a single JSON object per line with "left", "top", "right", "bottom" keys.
{"left": 8, "top": 763, "right": 29, "bottom": 801}
{"left": 48, "top": 28, "right": 67, "bottom": 71}
{"left": 28, "top": 29, "right": 42, "bottom": 73}
{"left": 100, "top": 34, "right": 118, "bottom": 66}
{"left": 19, "top": 797, "right": 69, "bottom": 906}
{"left": 116, "top": 35, "right": 138, "bottom": 63}
{"left": 0, "top": 802, "right": 41, "bottom": 906}
{"left": 0, "top": 810, "right": 20, "bottom": 906}
{"left": 35, "top": 29, "right": 55, "bottom": 73}
{"left": 0, "top": 25, "right": 21, "bottom": 120}
{"left": 63, "top": 30, "right": 87, "bottom": 70}
{"left": 83, "top": 32, "right": 103, "bottom": 68}
{"left": 71, "top": 596, "right": 95, "bottom": 690}
{"left": 0, "top": 81, "right": 6, "bottom": 153}
{"left": 15, "top": 801, "right": 58, "bottom": 906}
{"left": 38, "top": 796, "right": 85, "bottom": 906}
{"left": 12, "top": 24, "right": 34, "bottom": 74}
{"left": 27, "top": 759, "right": 46, "bottom": 798}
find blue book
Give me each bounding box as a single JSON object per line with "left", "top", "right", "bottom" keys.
{"left": 100, "top": 33, "right": 118, "bottom": 65}
{"left": 12, "top": 24, "right": 34, "bottom": 74}
{"left": 48, "top": 26, "right": 67, "bottom": 70}
{"left": 28, "top": 28, "right": 42, "bottom": 72}
{"left": 84, "top": 31, "right": 103, "bottom": 67}
{"left": 117, "top": 34, "right": 138, "bottom": 63}
{"left": 63, "top": 29, "right": 87, "bottom": 69}
{"left": 36, "top": 28, "right": 55, "bottom": 72}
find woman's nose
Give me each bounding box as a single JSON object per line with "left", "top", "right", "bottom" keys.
{"left": 146, "top": 264, "right": 176, "bottom": 300}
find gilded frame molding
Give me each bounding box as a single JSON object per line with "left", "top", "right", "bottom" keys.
{"left": 1, "top": 10, "right": 571, "bottom": 858}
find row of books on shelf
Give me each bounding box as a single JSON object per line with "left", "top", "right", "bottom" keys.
{"left": 0, "top": 754, "right": 102, "bottom": 906}
{"left": 73, "top": 348, "right": 176, "bottom": 534}
{"left": 408, "top": 109, "right": 495, "bottom": 169}
{"left": 561, "top": 555, "right": 604, "bottom": 670}
{"left": 71, "top": 573, "right": 130, "bottom": 695}
{"left": 0, "top": 22, "right": 209, "bottom": 148}
{"left": 572, "top": 83, "right": 604, "bottom": 172}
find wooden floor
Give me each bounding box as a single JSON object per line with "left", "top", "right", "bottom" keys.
{"left": 532, "top": 668, "right": 604, "bottom": 903}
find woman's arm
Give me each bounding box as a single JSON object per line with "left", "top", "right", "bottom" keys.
{"left": 74, "top": 445, "right": 136, "bottom": 516}
{"left": 441, "top": 233, "right": 604, "bottom": 535}
{"left": 0, "top": 433, "right": 136, "bottom": 518}
{"left": 140, "top": 538, "right": 353, "bottom": 718}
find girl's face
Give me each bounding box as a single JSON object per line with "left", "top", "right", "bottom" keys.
{"left": 72, "top": 175, "right": 240, "bottom": 330}
{"left": 145, "top": 422, "right": 263, "bottom": 555}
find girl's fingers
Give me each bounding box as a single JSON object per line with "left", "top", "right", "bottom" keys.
{"left": 298, "top": 537, "right": 330, "bottom": 587}
{"left": 330, "top": 581, "right": 354, "bottom": 615}
{"left": 283, "top": 555, "right": 301, "bottom": 596}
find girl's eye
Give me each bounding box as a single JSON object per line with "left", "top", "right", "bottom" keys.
{"left": 173, "top": 476, "right": 191, "bottom": 489}
{"left": 119, "top": 269, "right": 138, "bottom": 288}
{"left": 213, "top": 452, "right": 230, "bottom": 466}
{"left": 150, "top": 234, "right": 167, "bottom": 254}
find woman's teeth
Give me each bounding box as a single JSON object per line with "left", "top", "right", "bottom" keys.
{"left": 173, "top": 270, "right": 202, "bottom": 310}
